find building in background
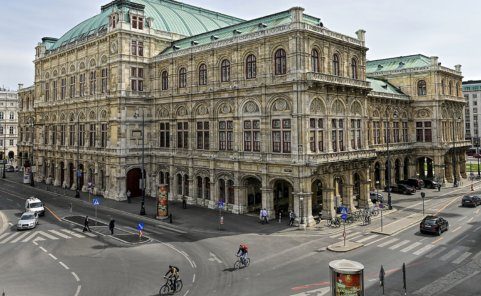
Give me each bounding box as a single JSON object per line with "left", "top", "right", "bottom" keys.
{"left": 462, "top": 80, "right": 481, "bottom": 144}
{"left": 16, "top": 0, "right": 469, "bottom": 224}
{"left": 0, "top": 86, "right": 20, "bottom": 168}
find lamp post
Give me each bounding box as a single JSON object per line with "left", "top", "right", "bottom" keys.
{"left": 387, "top": 111, "right": 398, "bottom": 210}
{"left": 476, "top": 137, "right": 480, "bottom": 177}
{"left": 30, "top": 119, "right": 35, "bottom": 187}
{"left": 299, "top": 196, "right": 304, "bottom": 225}
{"left": 2, "top": 110, "right": 6, "bottom": 179}
{"left": 452, "top": 114, "right": 460, "bottom": 187}
{"left": 134, "top": 109, "right": 146, "bottom": 216}
{"left": 75, "top": 115, "right": 80, "bottom": 198}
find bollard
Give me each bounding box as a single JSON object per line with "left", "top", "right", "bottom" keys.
{"left": 169, "top": 213, "right": 173, "bottom": 223}
{"left": 278, "top": 211, "right": 282, "bottom": 223}
{"left": 69, "top": 203, "right": 72, "bottom": 213}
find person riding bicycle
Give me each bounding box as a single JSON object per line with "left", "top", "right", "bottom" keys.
{"left": 236, "top": 243, "right": 249, "bottom": 265}
{"left": 164, "top": 265, "right": 180, "bottom": 292}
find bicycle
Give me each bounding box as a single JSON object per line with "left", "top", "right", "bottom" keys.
{"left": 327, "top": 217, "right": 341, "bottom": 228}
{"left": 234, "top": 255, "right": 250, "bottom": 269}
{"left": 159, "top": 276, "right": 183, "bottom": 295}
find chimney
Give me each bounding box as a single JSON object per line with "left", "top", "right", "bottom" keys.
{"left": 355, "top": 29, "right": 366, "bottom": 42}
{"left": 430, "top": 56, "right": 439, "bottom": 66}
{"left": 455, "top": 64, "right": 462, "bottom": 72}
{"left": 18, "top": 83, "right": 23, "bottom": 90}
{"left": 289, "top": 7, "right": 304, "bottom": 23}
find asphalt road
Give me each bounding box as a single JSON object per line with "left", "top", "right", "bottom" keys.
{"left": 1, "top": 177, "right": 481, "bottom": 296}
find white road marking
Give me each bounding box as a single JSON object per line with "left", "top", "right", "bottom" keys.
{"left": 290, "top": 287, "right": 330, "bottom": 296}
{"left": 192, "top": 273, "right": 195, "bottom": 283}
{"left": 474, "top": 225, "right": 481, "bottom": 232}
{"left": 73, "top": 228, "right": 96, "bottom": 237}
{"left": 8, "top": 222, "right": 13, "bottom": 226}
{"left": 74, "top": 285, "right": 81, "bottom": 296}
{"left": 330, "top": 230, "right": 354, "bottom": 239}
{"left": 425, "top": 246, "right": 446, "bottom": 258}
{"left": 377, "top": 238, "right": 399, "bottom": 247}
{"left": 467, "top": 217, "right": 474, "bottom": 223}
{"left": 440, "top": 249, "right": 460, "bottom": 261}
{"left": 33, "top": 241, "right": 38, "bottom": 246}
{"left": 22, "top": 230, "right": 59, "bottom": 242}
{"left": 49, "top": 253, "right": 58, "bottom": 260}
{"left": 454, "top": 234, "right": 469, "bottom": 244}
{"left": 452, "top": 226, "right": 462, "bottom": 233}
{"left": 451, "top": 252, "right": 472, "bottom": 264}
{"left": 0, "top": 232, "right": 20, "bottom": 244}
{"left": 364, "top": 236, "right": 389, "bottom": 246}
{"left": 39, "top": 246, "right": 48, "bottom": 253}
{"left": 10, "top": 232, "right": 31, "bottom": 243}
{"left": 0, "top": 232, "right": 11, "bottom": 241}
{"left": 389, "top": 240, "right": 411, "bottom": 250}
{"left": 59, "top": 261, "right": 69, "bottom": 270}
{"left": 413, "top": 244, "right": 436, "bottom": 256}
{"left": 400, "top": 242, "right": 422, "bottom": 253}
{"left": 475, "top": 209, "right": 480, "bottom": 215}
{"left": 457, "top": 217, "right": 466, "bottom": 222}
{"left": 60, "top": 229, "right": 85, "bottom": 238}
{"left": 71, "top": 272, "right": 80, "bottom": 282}
{"left": 356, "top": 234, "right": 378, "bottom": 243}
{"left": 208, "top": 252, "right": 223, "bottom": 264}
{"left": 48, "top": 229, "right": 71, "bottom": 239}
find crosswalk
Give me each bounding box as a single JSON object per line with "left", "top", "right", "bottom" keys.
{"left": 329, "top": 230, "right": 474, "bottom": 265}
{"left": 0, "top": 228, "right": 95, "bottom": 244}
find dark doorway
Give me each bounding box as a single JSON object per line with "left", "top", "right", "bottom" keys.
{"left": 311, "top": 180, "right": 323, "bottom": 215}
{"left": 68, "top": 163, "right": 74, "bottom": 188}
{"left": 78, "top": 164, "right": 84, "bottom": 189}
{"left": 127, "top": 168, "right": 142, "bottom": 197}
{"left": 60, "top": 162, "right": 65, "bottom": 186}
{"left": 273, "top": 180, "right": 292, "bottom": 214}
{"left": 245, "top": 177, "right": 262, "bottom": 212}
{"left": 8, "top": 151, "right": 14, "bottom": 159}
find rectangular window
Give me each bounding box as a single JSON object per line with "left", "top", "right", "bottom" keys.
{"left": 309, "top": 118, "right": 324, "bottom": 152}
{"left": 196, "top": 121, "right": 210, "bottom": 150}
{"left": 44, "top": 126, "right": 49, "bottom": 145}
{"left": 52, "top": 126, "right": 56, "bottom": 145}
{"left": 131, "top": 16, "right": 143, "bottom": 30}
{"left": 79, "top": 74, "right": 85, "bottom": 97}
{"left": 52, "top": 80, "right": 58, "bottom": 100}
{"left": 393, "top": 121, "right": 400, "bottom": 143}
{"left": 416, "top": 121, "right": 432, "bottom": 142}
{"left": 243, "top": 120, "right": 260, "bottom": 152}
{"left": 272, "top": 119, "right": 291, "bottom": 153}
{"left": 177, "top": 122, "right": 188, "bottom": 149}
{"left": 69, "top": 125, "right": 75, "bottom": 146}
{"left": 60, "top": 125, "right": 65, "bottom": 146}
{"left": 474, "top": 107, "right": 478, "bottom": 114}
{"left": 383, "top": 121, "right": 389, "bottom": 144}
{"left": 79, "top": 124, "right": 85, "bottom": 146}
{"left": 89, "top": 71, "right": 96, "bottom": 95}
{"left": 219, "top": 120, "right": 233, "bottom": 151}
{"left": 131, "top": 41, "right": 144, "bottom": 56}
{"left": 350, "top": 119, "right": 362, "bottom": 149}
{"left": 9, "top": 139, "right": 13, "bottom": 146}
{"left": 159, "top": 122, "right": 170, "bottom": 148}
{"left": 131, "top": 67, "right": 144, "bottom": 91}
{"left": 332, "top": 119, "right": 344, "bottom": 152}
{"left": 89, "top": 124, "right": 96, "bottom": 147}
{"left": 402, "top": 121, "right": 408, "bottom": 143}
{"left": 60, "top": 78, "right": 66, "bottom": 99}
{"left": 101, "top": 123, "right": 107, "bottom": 148}
{"left": 45, "top": 82, "right": 50, "bottom": 101}
{"left": 69, "top": 76, "right": 75, "bottom": 98}
{"left": 101, "top": 68, "right": 108, "bottom": 94}
{"left": 373, "top": 121, "right": 380, "bottom": 145}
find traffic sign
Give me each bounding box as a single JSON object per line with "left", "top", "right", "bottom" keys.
{"left": 340, "top": 207, "right": 347, "bottom": 215}
{"left": 379, "top": 203, "right": 384, "bottom": 209}
{"left": 341, "top": 213, "right": 347, "bottom": 221}
{"left": 217, "top": 200, "right": 224, "bottom": 209}
{"left": 137, "top": 222, "right": 144, "bottom": 231}
{"left": 93, "top": 198, "right": 100, "bottom": 206}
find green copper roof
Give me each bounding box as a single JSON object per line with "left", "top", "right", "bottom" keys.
{"left": 160, "top": 10, "right": 321, "bottom": 54}
{"left": 463, "top": 81, "right": 481, "bottom": 92}
{"left": 366, "top": 54, "right": 431, "bottom": 74}
{"left": 367, "top": 78, "right": 407, "bottom": 97}
{"left": 47, "top": 0, "right": 244, "bottom": 50}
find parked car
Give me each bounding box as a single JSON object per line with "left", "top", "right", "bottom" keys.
{"left": 423, "top": 179, "right": 440, "bottom": 189}
{"left": 25, "top": 197, "right": 45, "bottom": 216}
{"left": 462, "top": 195, "right": 481, "bottom": 207}
{"left": 420, "top": 215, "right": 449, "bottom": 235}
{"left": 385, "top": 184, "right": 416, "bottom": 195}
{"left": 370, "top": 192, "right": 384, "bottom": 203}
{"left": 17, "top": 212, "right": 39, "bottom": 230}
{"left": 398, "top": 178, "right": 424, "bottom": 190}
{"left": 5, "top": 165, "right": 15, "bottom": 172}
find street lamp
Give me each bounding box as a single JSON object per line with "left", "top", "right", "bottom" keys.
{"left": 299, "top": 196, "right": 304, "bottom": 225}
{"left": 387, "top": 111, "right": 398, "bottom": 210}
{"left": 476, "top": 137, "right": 480, "bottom": 177}
{"left": 452, "top": 114, "right": 461, "bottom": 187}
{"left": 75, "top": 115, "right": 80, "bottom": 198}
{"left": 2, "top": 110, "right": 6, "bottom": 179}
{"left": 134, "top": 109, "right": 146, "bottom": 216}
{"left": 30, "top": 119, "right": 35, "bottom": 187}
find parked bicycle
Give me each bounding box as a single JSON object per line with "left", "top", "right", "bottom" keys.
{"left": 327, "top": 217, "right": 341, "bottom": 227}
{"left": 159, "top": 276, "right": 183, "bottom": 295}
{"left": 234, "top": 255, "right": 250, "bottom": 269}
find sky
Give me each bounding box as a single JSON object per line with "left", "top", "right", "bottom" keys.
{"left": 1, "top": 0, "right": 480, "bottom": 90}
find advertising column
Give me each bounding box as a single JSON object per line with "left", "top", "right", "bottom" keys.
{"left": 156, "top": 184, "right": 169, "bottom": 219}
{"left": 329, "top": 259, "right": 364, "bottom": 296}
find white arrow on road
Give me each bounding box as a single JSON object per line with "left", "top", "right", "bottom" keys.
{"left": 290, "top": 287, "right": 330, "bottom": 296}
{"left": 208, "top": 252, "right": 222, "bottom": 264}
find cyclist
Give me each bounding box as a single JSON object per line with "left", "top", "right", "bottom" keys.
{"left": 236, "top": 243, "right": 249, "bottom": 265}
{"left": 164, "top": 265, "right": 180, "bottom": 292}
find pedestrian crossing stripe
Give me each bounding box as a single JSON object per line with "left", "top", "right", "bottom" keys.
{"left": 425, "top": 246, "right": 446, "bottom": 258}
{"left": 400, "top": 242, "right": 422, "bottom": 253}
{"left": 413, "top": 244, "right": 435, "bottom": 255}
{"left": 0, "top": 228, "right": 94, "bottom": 244}
{"left": 440, "top": 249, "right": 459, "bottom": 261}
{"left": 378, "top": 238, "right": 399, "bottom": 247}
{"left": 388, "top": 240, "right": 410, "bottom": 250}
{"left": 356, "top": 234, "right": 378, "bottom": 243}
{"left": 452, "top": 252, "right": 471, "bottom": 264}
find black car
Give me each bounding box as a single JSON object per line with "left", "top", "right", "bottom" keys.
{"left": 462, "top": 195, "right": 481, "bottom": 207}
{"left": 397, "top": 178, "right": 424, "bottom": 190}
{"left": 370, "top": 192, "right": 384, "bottom": 203}
{"left": 423, "top": 179, "right": 440, "bottom": 189}
{"left": 385, "top": 184, "right": 416, "bottom": 195}
{"left": 420, "top": 215, "right": 449, "bottom": 235}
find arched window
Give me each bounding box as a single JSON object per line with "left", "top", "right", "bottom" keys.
{"left": 179, "top": 68, "right": 187, "bottom": 88}
{"left": 274, "top": 49, "right": 286, "bottom": 75}
{"left": 161, "top": 71, "right": 168, "bottom": 90}
{"left": 199, "top": 64, "right": 207, "bottom": 85}
{"left": 449, "top": 81, "right": 453, "bottom": 95}
{"left": 221, "top": 59, "right": 230, "bottom": 82}
{"left": 418, "top": 80, "right": 427, "bottom": 96}
{"left": 311, "top": 49, "right": 319, "bottom": 73}
{"left": 351, "top": 58, "right": 358, "bottom": 79}
{"left": 456, "top": 82, "right": 460, "bottom": 96}
{"left": 441, "top": 79, "right": 445, "bottom": 95}
{"left": 333, "top": 53, "right": 340, "bottom": 76}
{"left": 245, "top": 54, "right": 256, "bottom": 79}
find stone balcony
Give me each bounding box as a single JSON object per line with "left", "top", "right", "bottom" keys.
{"left": 306, "top": 149, "right": 377, "bottom": 164}
{"left": 306, "top": 72, "right": 371, "bottom": 90}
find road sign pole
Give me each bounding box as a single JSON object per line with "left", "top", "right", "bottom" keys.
{"left": 343, "top": 221, "right": 346, "bottom": 246}
{"left": 381, "top": 204, "right": 383, "bottom": 233}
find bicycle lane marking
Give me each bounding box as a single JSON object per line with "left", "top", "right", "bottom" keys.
{"left": 160, "top": 241, "right": 196, "bottom": 296}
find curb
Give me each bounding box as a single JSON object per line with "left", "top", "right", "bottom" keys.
{"left": 0, "top": 210, "right": 8, "bottom": 234}
{"left": 327, "top": 241, "right": 364, "bottom": 252}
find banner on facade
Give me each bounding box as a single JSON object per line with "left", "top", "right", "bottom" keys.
{"left": 156, "top": 184, "right": 169, "bottom": 219}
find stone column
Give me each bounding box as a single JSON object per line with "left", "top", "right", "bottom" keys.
{"left": 459, "top": 152, "right": 467, "bottom": 179}
{"left": 233, "top": 185, "right": 245, "bottom": 214}
{"left": 322, "top": 188, "right": 335, "bottom": 219}
{"left": 445, "top": 158, "right": 453, "bottom": 183}
{"left": 359, "top": 179, "right": 372, "bottom": 209}
{"left": 261, "top": 188, "right": 274, "bottom": 220}
{"left": 379, "top": 164, "right": 386, "bottom": 188}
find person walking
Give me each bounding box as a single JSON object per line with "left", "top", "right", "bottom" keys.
{"left": 182, "top": 195, "right": 187, "bottom": 209}
{"left": 83, "top": 215, "right": 92, "bottom": 232}
{"left": 109, "top": 218, "right": 115, "bottom": 235}
{"left": 126, "top": 190, "right": 131, "bottom": 204}
{"left": 260, "top": 208, "right": 268, "bottom": 224}
{"left": 288, "top": 210, "right": 295, "bottom": 226}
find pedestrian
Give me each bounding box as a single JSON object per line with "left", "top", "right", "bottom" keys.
{"left": 182, "top": 195, "right": 187, "bottom": 209}
{"left": 109, "top": 218, "right": 115, "bottom": 235}
{"left": 127, "top": 190, "right": 131, "bottom": 203}
{"left": 83, "top": 215, "right": 91, "bottom": 232}
{"left": 288, "top": 210, "right": 295, "bottom": 226}
{"left": 261, "top": 208, "right": 268, "bottom": 224}
{"left": 438, "top": 183, "right": 441, "bottom": 192}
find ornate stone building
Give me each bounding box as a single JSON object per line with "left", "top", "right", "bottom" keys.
{"left": 17, "top": 0, "right": 468, "bottom": 225}
{"left": 0, "top": 86, "right": 20, "bottom": 165}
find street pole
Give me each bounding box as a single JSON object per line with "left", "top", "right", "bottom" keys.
{"left": 477, "top": 138, "right": 480, "bottom": 177}
{"left": 300, "top": 196, "right": 304, "bottom": 225}
{"left": 387, "top": 112, "right": 397, "bottom": 210}
{"left": 381, "top": 203, "right": 383, "bottom": 232}
{"left": 30, "top": 119, "right": 35, "bottom": 187}
{"left": 75, "top": 115, "right": 80, "bottom": 198}
{"left": 421, "top": 192, "right": 425, "bottom": 216}
{"left": 2, "top": 111, "right": 5, "bottom": 179}
{"left": 452, "top": 115, "right": 457, "bottom": 187}
{"left": 134, "top": 109, "right": 146, "bottom": 216}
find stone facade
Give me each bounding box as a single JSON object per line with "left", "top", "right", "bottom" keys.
{"left": 0, "top": 86, "right": 20, "bottom": 166}
{"left": 17, "top": 1, "right": 469, "bottom": 226}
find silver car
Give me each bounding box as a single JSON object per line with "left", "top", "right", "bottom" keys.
{"left": 17, "top": 212, "right": 39, "bottom": 230}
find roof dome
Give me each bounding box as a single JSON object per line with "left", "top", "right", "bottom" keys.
{"left": 47, "top": 0, "right": 244, "bottom": 50}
